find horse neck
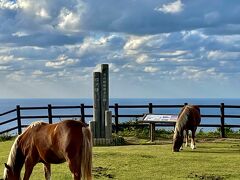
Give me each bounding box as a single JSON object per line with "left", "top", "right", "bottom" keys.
{"left": 4, "top": 136, "right": 25, "bottom": 178}
{"left": 175, "top": 108, "right": 189, "bottom": 136}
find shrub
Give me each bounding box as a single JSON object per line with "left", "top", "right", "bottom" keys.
{"left": 117, "top": 120, "right": 240, "bottom": 140}
{"left": 117, "top": 120, "right": 175, "bottom": 139}
{"left": 112, "top": 134, "right": 127, "bottom": 145}
{"left": 0, "top": 133, "right": 13, "bottom": 141}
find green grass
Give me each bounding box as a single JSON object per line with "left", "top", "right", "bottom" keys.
{"left": 0, "top": 139, "right": 240, "bottom": 179}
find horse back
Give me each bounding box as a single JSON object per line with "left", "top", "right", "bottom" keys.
{"left": 19, "top": 120, "right": 87, "bottom": 164}
{"left": 18, "top": 121, "right": 48, "bottom": 149}
{"left": 187, "top": 105, "right": 201, "bottom": 127}
{"left": 46, "top": 120, "right": 87, "bottom": 162}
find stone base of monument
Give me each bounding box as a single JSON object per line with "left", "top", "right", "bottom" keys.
{"left": 93, "top": 138, "right": 113, "bottom": 146}
{"left": 90, "top": 110, "right": 113, "bottom": 146}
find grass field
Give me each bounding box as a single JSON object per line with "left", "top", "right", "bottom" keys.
{"left": 0, "top": 138, "right": 240, "bottom": 180}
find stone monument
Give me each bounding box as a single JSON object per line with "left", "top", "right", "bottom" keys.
{"left": 90, "top": 64, "right": 112, "bottom": 145}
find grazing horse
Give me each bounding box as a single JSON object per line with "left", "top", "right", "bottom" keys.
{"left": 3, "top": 120, "right": 92, "bottom": 180}
{"left": 173, "top": 105, "right": 201, "bottom": 152}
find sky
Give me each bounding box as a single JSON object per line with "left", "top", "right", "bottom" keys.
{"left": 0, "top": 0, "right": 240, "bottom": 98}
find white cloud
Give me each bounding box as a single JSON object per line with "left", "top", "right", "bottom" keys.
{"left": 32, "top": 70, "right": 43, "bottom": 76}
{"left": 156, "top": 0, "right": 184, "bottom": 14}
{"left": 207, "top": 51, "right": 240, "bottom": 61}
{"left": 159, "top": 50, "right": 188, "bottom": 56}
{"left": 93, "top": 64, "right": 101, "bottom": 72}
{"left": 122, "top": 64, "right": 134, "bottom": 69}
{"left": 12, "top": 31, "right": 29, "bottom": 37}
{"left": 76, "top": 36, "right": 106, "bottom": 56}
{"left": 124, "top": 36, "right": 152, "bottom": 51}
{"left": 215, "top": 35, "right": 240, "bottom": 44}
{"left": 18, "top": 0, "right": 31, "bottom": 9}
{"left": 58, "top": 8, "right": 80, "bottom": 32}
{"left": 182, "top": 30, "right": 208, "bottom": 41}
{"left": 0, "top": 66, "right": 9, "bottom": 70}
{"left": 144, "top": 66, "right": 159, "bottom": 73}
{"left": 109, "top": 63, "right": 120, "bottom": 73}
{"left": 136, "top": 54, "right": 149, "bottom": 64}
{"left": 6, "top": 71, "right": 25, "bottom": 81}
{"left": 0, "top": 55, "right": 14, "bottom": 64}
{"left": 36, "top": 8, "right": 51, "bottom": 19}
{"left": 206, "top": 67, "right": 216, "bottom": 74}
{"left": 0, "top": 0, "right": 18, "bottom": 10}
{"left": 45, "top": 54, "right": 78, "bottom": 68}
{"left": 1, "top": 0, "right": 240, "bottom": 98}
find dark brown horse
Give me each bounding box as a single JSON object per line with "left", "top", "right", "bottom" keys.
{"left": 3, "top": 120, "right": 92, "bottom": 180}
{"left": 173, "top": 105, "right": 201, "bottom": 152}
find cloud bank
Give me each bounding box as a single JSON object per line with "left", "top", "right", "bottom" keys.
{"left": 0, "top": 0, "right": 240, "bottom": 98}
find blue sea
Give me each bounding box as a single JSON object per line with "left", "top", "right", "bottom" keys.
{"left": 1, "top": 98, "right": 240, "bottom": 134}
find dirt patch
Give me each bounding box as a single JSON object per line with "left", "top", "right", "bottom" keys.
{"left": 93, "top": 166, "right": 115, "bottom": 179}
{"left": 188, "top": 173, "right": 224, "bottom": 180}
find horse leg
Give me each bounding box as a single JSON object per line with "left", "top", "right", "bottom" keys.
{"left": 191, "top": 129, "right": 196, "bottom": 149}
{"left": 43, "top": 163, "right": 51, "bottom": 180}
{"left": 23, "top": 157, "right": 37, "bottom": 180}
{"left": 179, "top": 130, "right": 186, "bottom": 150}
{"left": 68, "top": 158, "right": 81, "bottom": 180}
{"left": 185, "top": 130, "right": 189, "bottom": 147}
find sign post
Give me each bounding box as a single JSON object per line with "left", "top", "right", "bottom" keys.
{"left": 140, "top": 114, "right": 178, "bottom": 142}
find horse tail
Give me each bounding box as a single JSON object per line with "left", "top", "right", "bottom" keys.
{"left": 81, "top": 126, "right": 93, "bottom": 180}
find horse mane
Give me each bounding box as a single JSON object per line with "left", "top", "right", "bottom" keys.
{"left": 175, "top": 106, "right": 190, "bottom": 133}
{"left": 3, "top": 135, "right": 21, "bottom": 178}
{"left": 3, "top": 121, "right": 47, "bottom": 178}
{"left": 28, "top": 121, "right": 47, "bottom": 128}
{"left": 6, "top": 136, "right": 19, "bottom": 165}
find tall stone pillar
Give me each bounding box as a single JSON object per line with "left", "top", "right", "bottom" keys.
{"left": 93, "top": 72, "right": 101, "bottom": 138}
{"left": 91, "top": 64, "right": 112, "bottom": 145}
{"left": 100, "top": 64, "right": 109, "bottom": 138}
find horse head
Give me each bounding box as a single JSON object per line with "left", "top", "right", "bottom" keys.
{"left": 3, "top": 163, "right": 20, "bottom": 180}
{"left": 172, "top": 132, "right": 183, "bottom": 152}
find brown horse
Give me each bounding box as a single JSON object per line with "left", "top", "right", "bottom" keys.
{"left": 3, "top": 120, "right": 92, "bottom": 180}
{"left": 173, "top": 105, "right": 201, "bottom": 152}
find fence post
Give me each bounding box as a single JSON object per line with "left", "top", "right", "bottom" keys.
{"left": 114, "top": 103, "right": 119, "bottom": 133}
{"left": 150, "top": 123, "right": 156, "bottom": 142}
{"left": 149, "top": 103, "right": 153, "bottom": 114}
{"left": 148, "top": 103, "right": 153, "bottom": 139}
{"left": 48, "top": 104, "right": 53, "bottom": 124}
{"left": 16, "top": 105, "right": 22, "bottom": 135}
{"left": 220, "top": 103, "right": 225, "bottom": 138}
{"left": 80, "top": 103, "right": 85, "bottom": 123}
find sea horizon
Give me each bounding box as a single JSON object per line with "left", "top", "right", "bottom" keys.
{"left": 0, "top": 97, "right": 240, "bottom": 110}
{"left": 1, "top": 98, "right": 240, "bottom": 134}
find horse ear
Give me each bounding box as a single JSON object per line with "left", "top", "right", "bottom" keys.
{"left": 4, "top": 163, "right": 11, "bottom": 170}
